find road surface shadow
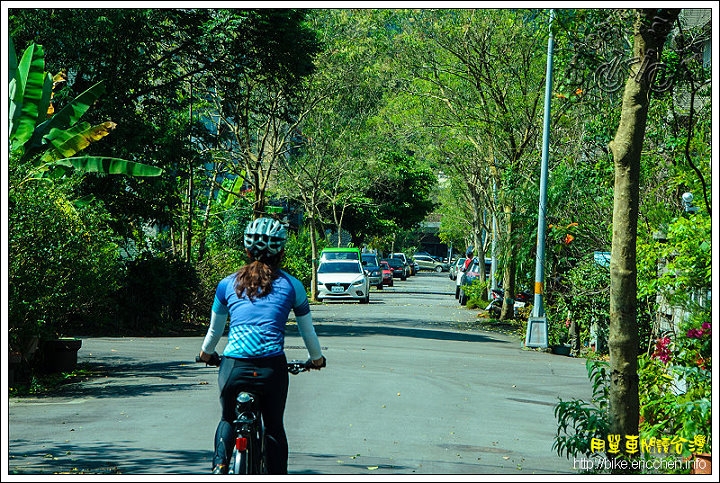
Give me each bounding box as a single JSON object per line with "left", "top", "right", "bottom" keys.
{"left": 287, "top": 322, "right": 512, "bottom": 345}
{"left": 8, "top": 438, "right": 210, "bottom": 475}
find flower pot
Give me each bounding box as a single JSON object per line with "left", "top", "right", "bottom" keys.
{"left": 42, "top": 338, "right": 82, "bottom": 373}
{"left": 551, "top": 344, "right": 572, "bottom": 356}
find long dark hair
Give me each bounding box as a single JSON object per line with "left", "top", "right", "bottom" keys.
{"left": 234, "top": 251, "right": 283, "bottom": 300}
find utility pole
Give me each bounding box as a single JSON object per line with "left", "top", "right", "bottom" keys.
{"left": 526, "top": 9, "right": 554, "bottom": 348}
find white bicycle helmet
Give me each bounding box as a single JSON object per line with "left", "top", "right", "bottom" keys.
{"left": 244, "top": 217, "right": 287, "bottom": 257}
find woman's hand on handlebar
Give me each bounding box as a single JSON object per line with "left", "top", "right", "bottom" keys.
{"left": 197, "top": 351, "right": 221, "bottom": 366}
{"left": 307, "top": 355, "right": 326, "bottom": 369}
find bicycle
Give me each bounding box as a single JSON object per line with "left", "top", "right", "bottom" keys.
{"left": 195, "top": 352, "right": 324, "bottom": 474}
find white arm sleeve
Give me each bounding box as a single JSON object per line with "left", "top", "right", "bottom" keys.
{"left": 201, "top": 308, "right": 228, "bottom": 354}
{"left": 296, "top": 312, "right": 323, "bottom": 360}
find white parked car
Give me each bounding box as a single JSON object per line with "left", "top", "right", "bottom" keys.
{"left": 316, "top": 259, "right": 370, "bottom": 304}
{"left": 449, "top": 257, "right": 466, "bottom": 281}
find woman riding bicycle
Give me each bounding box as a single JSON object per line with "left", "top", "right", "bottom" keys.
{"left": 198, "top": 217, "right": 326, "bottom": 475}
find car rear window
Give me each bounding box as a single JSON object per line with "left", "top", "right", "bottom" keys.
{"left": 318, "top": 261, "right": 362, "bottom": 274}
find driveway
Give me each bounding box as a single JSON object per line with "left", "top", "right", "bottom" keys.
{"left": 7, "top": 272, "right": 592, "bottom": 476}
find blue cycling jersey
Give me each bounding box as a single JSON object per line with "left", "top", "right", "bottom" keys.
{"left": 209, "top": 270, "right": 311, "bottom": 359}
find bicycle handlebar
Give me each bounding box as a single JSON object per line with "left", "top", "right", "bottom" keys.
{"left": 196, "top": 352, "right": 222, "bottom": 367}
{"left": 195, "top": 353, "right": 326, "bottom": 374}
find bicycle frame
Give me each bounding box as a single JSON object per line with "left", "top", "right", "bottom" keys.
{"left": 196, "top": 355, "right": 323, "bottom": 474}
{"left": 229, "top": 390, "right": 265, "bottom": 474}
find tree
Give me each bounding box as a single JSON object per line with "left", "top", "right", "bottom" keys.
{"left": 606, "top": 8, "right": 680, "bottom": 467}
{"left": 396, "top": 9, "right": 552, "bottom": 318}
{"left": 194, "top": 9, "right": 321, "bottom": 219}
{"left": 8, "top": 37, "right": 162, "bottom": 363}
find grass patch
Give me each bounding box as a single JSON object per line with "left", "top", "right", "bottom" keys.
{"left": 454, "top": 313, "right": 526, "bottom": 339}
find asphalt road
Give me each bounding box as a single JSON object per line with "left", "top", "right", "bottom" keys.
{"left": 6, "top": 270, "right": 593, "bottom": 478}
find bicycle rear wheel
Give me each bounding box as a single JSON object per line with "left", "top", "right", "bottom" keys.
{"left": 229, "top": 447, "right": 249, "bottom": 474}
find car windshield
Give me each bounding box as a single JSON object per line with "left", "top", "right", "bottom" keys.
{"left": 318, "top": 261, "right": 362, "bottom": 274}
{"left": 362, "top": 256, "right": 379, "bottom": 266}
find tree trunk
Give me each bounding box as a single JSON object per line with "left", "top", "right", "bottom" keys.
{"left": 308, "top": 214, "right": 320, "bottom": 301}
{"left": 606, "top": 8, "right": 680, "bottom": 469}
{"left": 500, "top": 204, "right": 516, "bottom": 320}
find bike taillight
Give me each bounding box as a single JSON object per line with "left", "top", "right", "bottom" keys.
{"left": 235, "top": 437, "right": 248, "bottom": 451}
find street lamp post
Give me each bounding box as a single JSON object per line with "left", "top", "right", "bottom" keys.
{"left": 525, "top": 9, "right": 554, "bottom": 348}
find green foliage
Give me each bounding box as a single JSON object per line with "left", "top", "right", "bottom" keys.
{"left": 553, "top": 359, "right": 611, "bottom": 463}
{"left": 546, "top": 255, "right": 611, "bottom": 354}
{"left": 8, "top": 170, "right": 123, "bottom": 355}
{"left": 639, "top": 308, "right": 712, "bottom": 459}
{"left": 637, "top": 211, "right": 711, "bottom": 307}
{"left": 462, "top": 279, "right": 490, "bottom": 310}
{"left": 7, "top": 34, "right": 165, "bottom": 368}
{"left": 342, "top": 149, "right": 437, "bottom": 243}
{"left": 282, "top": 228, "right": 315, "bottom": 293}
{"left": 115, "top": 252, "right": 199, "bottom": 335}
{"left": 8, "top": 37, "right": 162, "bottom": 182}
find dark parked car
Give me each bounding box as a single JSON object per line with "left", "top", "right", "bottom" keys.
{"left": 390, "top": 253, "right": 414, "bottom": 277}
{"left": 361, "top": 253, "right": 384, "bottom": 290}
{"left": 383, "top": 257, "right": 407, "bottom": 281}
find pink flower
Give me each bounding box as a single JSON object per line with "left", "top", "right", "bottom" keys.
{"left": 686, "top": 328, "right": 705, "bottom": 339}
{"left": 652, "top": 337, "right": 672, "bottom": 364}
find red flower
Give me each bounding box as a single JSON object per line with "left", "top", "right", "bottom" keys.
{"left": 652, "top": 337, "right": 672, "bottom": 364}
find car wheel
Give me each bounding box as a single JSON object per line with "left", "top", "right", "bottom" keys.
{"left": 360, "top": 294, "right": 369, "bottom": 304}
{"left": 455, "top": 286, "right": 460, "bottom": 299}
{"left": 435, "top": 265, "right": 443, "bottom": 272}
{"left": 389, "top": 280, "right": 394, "bottom": 287}
{"left": 459, "top": 291, "right": 467, "bottom": 306}
{"left": 377, "top": 283, "right": 383, "bottom": 290}
{"left": 401, "top": 274, "right": 407, "bottom": 281}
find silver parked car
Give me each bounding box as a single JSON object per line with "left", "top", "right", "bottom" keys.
{"left": 413, "top": 255, "right": 450, "bottom": 272}
{"left": 361, "top": 253, "right": 384, "bottom": 290}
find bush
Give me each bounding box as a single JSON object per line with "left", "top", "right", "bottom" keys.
{"left": 545, "top": 255, "right": 610, "bottom": 354}
{"left": 463, "top": 279, "right": 490, "bottom": 309}
{"left": 8, "top": 175, "right": 122, "bottom": 357}
{"left": 282, "top": 227, "right": 315, "bottom": 291}
{"left": 115, "top": 252, "right": 199, "bottom": 335}
{"left": 639, "top": 307, "right": 712, "bottom": 460}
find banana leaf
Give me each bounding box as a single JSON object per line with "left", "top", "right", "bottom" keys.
{"left": 10, "top": 43, "right": 49, "bottom": 152}
{"left": 51, "top": 157, "right": 163, "bottom": 177}
{"left": 23, "top": 81, "right": 107, "bottom": 162}
{"left": 41, "top": 121, "right": 117, "bottom": 161}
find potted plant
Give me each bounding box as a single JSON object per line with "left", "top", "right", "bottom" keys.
{"left": 547, "top": 318, "right": 571, "bottom": 355}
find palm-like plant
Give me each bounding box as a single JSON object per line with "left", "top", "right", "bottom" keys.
{"left": 8, "top": 37, "right": 163, "bottom": 184}
{"left": 8, "top": 37, "right": 163, "bottom": 367}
